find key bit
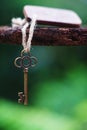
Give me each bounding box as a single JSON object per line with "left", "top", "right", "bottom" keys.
{"left": 18, "top": 92, "right": 25, "bottom": 104}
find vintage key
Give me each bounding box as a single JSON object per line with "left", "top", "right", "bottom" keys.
{"left": 14, "top": 50, "right": 37, "bottom": 105}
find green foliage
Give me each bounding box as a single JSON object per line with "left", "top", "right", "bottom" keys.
{"left": 33, "top": 65, "right": 87, "bottom": 116}
{"left": 75, "top": 100, "right": 87, "bottom": 122}
{"left": 0, "top": 100, "right": 78, "bottom": 130}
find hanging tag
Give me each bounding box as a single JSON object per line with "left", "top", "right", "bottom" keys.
{"left": 23, "top": 5, "right": 82, "bottom": 27}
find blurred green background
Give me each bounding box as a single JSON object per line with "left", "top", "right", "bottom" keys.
{"left": 0, "top": 0, "right": 87, "bottom": 130}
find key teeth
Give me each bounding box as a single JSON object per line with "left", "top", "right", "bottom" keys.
{"left": 18, "top": 92, "right": 25, "bottom": 104}
{"left": 18, "top": 92, "right": 23, "bottom": 97}
{"left": 18, "top": 99, "right": 23, "bottom": 104}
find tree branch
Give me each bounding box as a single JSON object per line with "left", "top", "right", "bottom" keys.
{"left": 0, "top": 26, "right": 87, "bottom": 46}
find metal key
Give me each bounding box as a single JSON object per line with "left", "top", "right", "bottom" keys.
{"left": 14, "top": 49, "right": 37, "bottom": 105}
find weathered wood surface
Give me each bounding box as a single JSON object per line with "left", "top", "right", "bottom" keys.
{"left": 0, "top": 26, "right": 87, "bottom": 46}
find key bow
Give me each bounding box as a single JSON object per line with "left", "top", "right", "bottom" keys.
{"left": 14, "top": 50, "right": 37, "bottom": 69}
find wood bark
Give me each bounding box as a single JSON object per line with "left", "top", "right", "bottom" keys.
{"left": 0, "top": 26, "right": 87, "bottom": 46}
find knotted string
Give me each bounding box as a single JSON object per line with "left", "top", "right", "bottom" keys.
{"left": 12, "top": 15, "right": 37, "bottom": 52}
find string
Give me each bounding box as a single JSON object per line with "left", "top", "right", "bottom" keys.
{"left": 21, "top": 22, "right": 29, "bottom": 51}
{"left": 27, "top": 15, "right": 37, "bottom": 52}
{"left": 12, "top": 15, "right": 37, "bottom": 52}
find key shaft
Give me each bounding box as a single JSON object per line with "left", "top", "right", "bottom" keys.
{"left": 24, "top": 68, "right": 28, "bottom": 105}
